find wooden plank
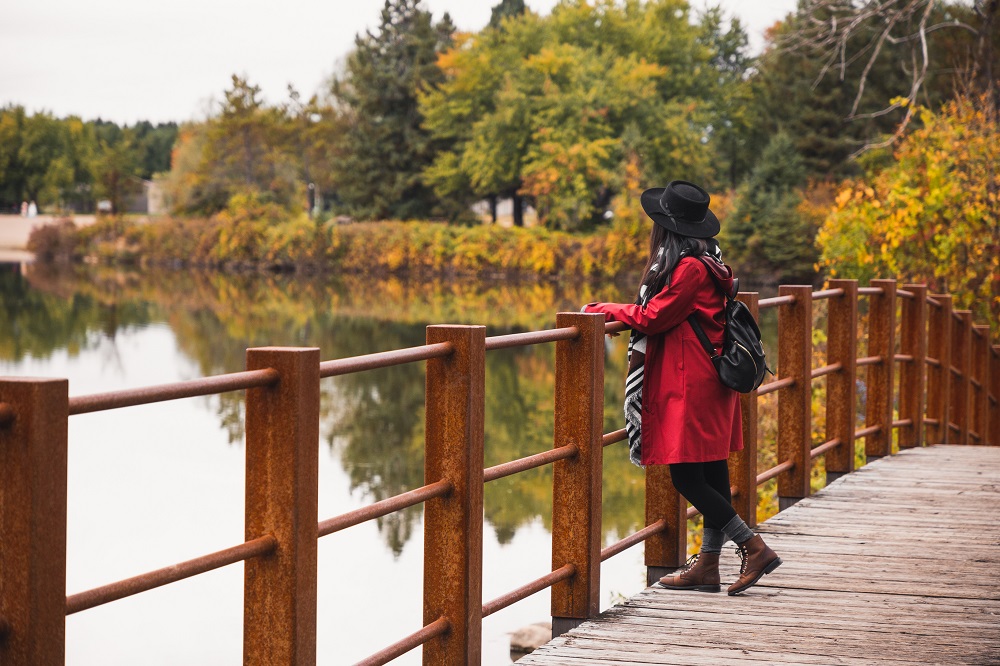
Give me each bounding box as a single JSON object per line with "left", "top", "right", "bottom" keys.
{"left": 523, "top": 445, "right": 1000, "bottom": 665}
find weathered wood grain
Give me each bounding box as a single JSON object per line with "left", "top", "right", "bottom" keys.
{"left": 519, "top": 446, "right": 1000, "bottom": 665}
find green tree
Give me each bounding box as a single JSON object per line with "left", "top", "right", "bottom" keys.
{"left": 206, "top": 75, "right": 298, "bottom": 208}
{"left": 489, "top": 0, "right": 526, "bottom": 30}
{"left": 159, "top": 76, "right": 300, "bottom": 215}
{"left": 331, "top": 0, "right": 455, "bottom": 220}
{"left": 421, "top": 0, "right": 738, "bottom": 229}
{"left": 132, "top": 121, "right": 179, "bottom": 179}
{"left": 90, "top": 127, "right": 141, "bottom": 214}
{"left": 723, "top": 132, "right": 819, "bottom": 282}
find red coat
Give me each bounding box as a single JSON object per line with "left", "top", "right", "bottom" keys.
{"left": 585, "top": 257, "right": 743, "bottom": 465}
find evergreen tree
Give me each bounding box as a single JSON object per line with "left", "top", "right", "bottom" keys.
{"left": 723, "top": 132, "right": 818, "bottom": 282}
{"left": 489, "top": 0, "right": 526, "bottom": 30}
{"left": 331, "top": 0, "right": 454, "bottom": 220}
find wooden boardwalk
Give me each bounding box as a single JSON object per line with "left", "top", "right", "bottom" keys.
{"left": 520, "top": 446, "right": 1000, "bottom": 665}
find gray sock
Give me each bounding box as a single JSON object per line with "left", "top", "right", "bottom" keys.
{"left": 722, "top": 514, "right": 755, "bottom": 545}
{"left": 700, "top": 527, "right": 726, "bottom": 554}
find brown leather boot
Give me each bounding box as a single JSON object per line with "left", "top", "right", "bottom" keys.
{"left": 728, "top": 534, "right": 782, "bottom": 595}
{"left": 656, "top": 552, "right": 721, "bottom": 592}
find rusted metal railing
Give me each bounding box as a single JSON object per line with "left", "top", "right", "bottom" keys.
{"left": 0, "top": 276, "right": 997, "bottom": 666}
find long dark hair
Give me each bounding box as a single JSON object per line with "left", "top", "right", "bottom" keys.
{"left": 636, "top": 226, "right": 715, "bottom": 303}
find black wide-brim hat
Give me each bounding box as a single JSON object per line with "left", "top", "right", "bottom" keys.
{"left": 640, "top": 180, "right": 720, "bottom": 238}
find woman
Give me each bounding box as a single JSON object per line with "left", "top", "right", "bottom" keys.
{"left": 583, "top": 181, "right": 781, "bottom": 596}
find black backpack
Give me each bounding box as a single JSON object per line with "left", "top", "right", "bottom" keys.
{"left": 686, "top": 260, "right": 770, "bottom": 393}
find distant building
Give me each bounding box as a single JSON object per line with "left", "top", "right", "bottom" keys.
{"left": 123, "top": 179, "right": 165, "bottom": 214}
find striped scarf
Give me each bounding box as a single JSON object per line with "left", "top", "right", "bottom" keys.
{"left": 624, "top": 243, "right": 724, "bottom": 467}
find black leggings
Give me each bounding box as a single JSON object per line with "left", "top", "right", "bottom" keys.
{"left": 669, "top": 460, "right": 737, "bottom": 530}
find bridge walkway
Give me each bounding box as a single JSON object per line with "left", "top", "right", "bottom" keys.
{"left": 520, "top": 445, "right": 1000, "bottom": 665}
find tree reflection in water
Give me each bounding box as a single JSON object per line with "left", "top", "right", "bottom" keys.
{"left": 10, "top": 264, "right": 646, "bottom": 554}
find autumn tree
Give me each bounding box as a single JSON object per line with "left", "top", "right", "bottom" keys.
{"left": 420, "top": 0, "right": 746, "bottom": 230}
{"left": 817, "top": 94, "right": 1000, "bottom": 329}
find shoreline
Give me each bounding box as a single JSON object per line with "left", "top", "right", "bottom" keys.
{"left": 0, "top": 214, "right": 97, "bottom": 262}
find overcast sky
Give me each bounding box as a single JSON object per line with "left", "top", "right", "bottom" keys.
{"left": 0, "top": 0, "right": 797, "bottom": 126}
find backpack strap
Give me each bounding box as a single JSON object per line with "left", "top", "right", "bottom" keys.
{"left": 687, "top": 315, "right": 719, "bottom": 359}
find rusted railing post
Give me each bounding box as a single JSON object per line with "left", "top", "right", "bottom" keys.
{"left": 926, "top": 295, "right": 952, "bottom": 444}
{"left": 864, "top": 279, "right": 897, "bottom": 459}
{"left": 0, "top": 378, "right": 69, "bottom": 666}
{"left": 899, "top": 284, "right": 928, "bottom": 449}
{"left": 551, "top": 313, "right": 604, "bottom": 637}
{"left": 991, "top": 346, "right": 1000, "bottom": 446}
{"left": 971, "top": 326, "right": 990, "bottom": 445}
{"left": 644, "top": 465, "right": 688, "bottom": 586}
{"left": 777, "top": 285, "right": 812, "bottom": 510}
{"left": 244, "top": 347, "right": 320, "bottom": 666}
{"left": 729, "top": 292, "right": 758, "bottom": 525}
{"left": 825, "top": 280, "right": 858, "bottom": 483}
{"left": 423, "top": 325, "right": 485, "bottom": 663}
{"left": 951, "top": 311, "right": 972, "bottom": 445}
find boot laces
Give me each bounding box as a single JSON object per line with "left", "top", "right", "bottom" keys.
{"left": 681, "top": 553, "right": 699, "bottom": 573}
{"left": 736, "top": 544, "right": 749, "bottom": 575}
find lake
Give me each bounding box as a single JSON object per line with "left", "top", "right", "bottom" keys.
{"left": 1, "top": 262, "right": 667, "bottom": 665}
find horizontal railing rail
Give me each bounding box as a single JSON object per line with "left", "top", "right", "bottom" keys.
{"left": 67, "top": 368, "right": 280, "bottom": 415}
{"left": 0, "top": 276, "right": 996, "bottom": 666}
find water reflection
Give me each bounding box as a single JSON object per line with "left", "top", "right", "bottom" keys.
{"left": 8, "top": 264, "right": 645, "bottom": 557}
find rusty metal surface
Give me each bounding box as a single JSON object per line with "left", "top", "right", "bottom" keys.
{"left": 854, "top": 425, "right": 882, "bottom": 439}
{"left": 484, "top": 326, "right": 579, "bottom": 351}
{"left": 991, "top": 346, "right": 999, "bottom": 446}
{"left": 971, "top": 325, "right": 991, "bottom": 446}
{"left": 811, "top": 288, "right": 845, "bottom": 300}
{"left": 810, "top": 438, "right": 842, "bottom": 459}
{"left": 756, "top": 459, "right": 795, "bottom": 486}
{"left": 758, "top": 294, "right": 796, "bottom": 309}
{"left": 927, "top": 295, "right": 954, "bottom": 444}
{"left": 987, "top": 345, "right": 1000, "bottom": 446}
{"left": 865, "top": 279, "right": 897, "bottom": 459}
{"left": 0, "top": 377, "right": 69, "bottom": 666}
{"left": 600, "top": 521, "right": 666, "bottom": 562}
{"left": 0, "top": 402, "right": 13, "bottom": 426}
{"left": 605, "top": 321, "right": 628, "bottom": 334}
{"left": 730, "top": 292, "right": 759, "bottom": 527}
{"left": 824, "top": 282, "right": 859, "bottom": 476}
{"left": 644, "top": 463, "right": 687, "bottom": 571}
{"left": 317, "top": 480, "right": 452, "bottom": 538}
{"left": 66, "top": 535, "right": 277, "bottom": 615}
{"left": 483, "top": 444, "right": 577, "bottom": 483}
{"left": 244, "top": 347, "right": 320, "bottom": 666}
{"left": 777, "top": 285, "right": 813, "bottom": 502}
{"left": 950, "top": 311, "right": 973, "bottom": 445}
{"left": 356, "top": 616, "right": 450, "bottom": 666}
{"left": 810, "top": 362, "right": 843, "bottom": 379}
{"left": 482, "top": 564, "right": 576, "bottom": 618}
{"left": 550, "top": 312, "right": 605, "bottom": 623}
{"left": 318, "top": 342, "right": 453, "bottom": 378}
{"left": 67, "top": 368, "right": 279, "bottom": 415}
{"left": 925, "top": 357, "right": 941, "bottom": 367}
{"left": 899, "top": 285, "right": 929, "bottom": 449}
{"left": 756, "top": 376, "right": 795, "bottom": 396}
{"left": 602, "top": 428, "right": 626, "bottom": 447}
{"left": 422, "top": 325, "right": 485, "bottom": 665}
